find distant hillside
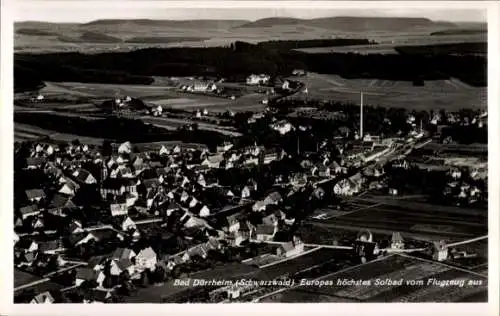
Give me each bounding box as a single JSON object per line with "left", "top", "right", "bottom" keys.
{"left": 238, "top": 16, "right": 457, "bottom": 31}
{"left": 57, "top": 36, "right": 84, "bottom": 43}
{"left": 431, "top": 29, "right": 487, "bottom": 36}
{"left": 15, "top": 28, "right": 59, "bottom": 36}
{"left": 56, "top": 32, "right": 122, "bottom": 43}
{"left": 15, "top": 21, "right": 79, "bottom": 28}
{"left": 238, "top": 17, "right": 305, "bottom": 28}
{"left": 124, "top": 36, "right": 210, "bottom": 43}
{"left": 82, "top": 19, "right": 249, "bottom": 29}
{"left": 79, "top": 31, "right": 122, "bottom": 43}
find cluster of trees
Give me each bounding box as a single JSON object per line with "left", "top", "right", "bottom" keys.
{"left": 440, "top": 125, "right": 487, "bottom": 144}
{"left": 14, "top": 40, "right": 486, "bottom": 92}
{"left": 14, "top": 113, "right": 229, "bottom": 146}
{"left": 256, "top": 38, "right": 376, "bottom": 51}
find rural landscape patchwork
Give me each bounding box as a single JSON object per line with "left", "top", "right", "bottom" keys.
{"left": 13, "top": 8, "right": 488, "bottom": 304}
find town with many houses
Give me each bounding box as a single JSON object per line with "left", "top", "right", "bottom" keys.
{"left": 13, "top": 71, "right": 488, "bottom": 304}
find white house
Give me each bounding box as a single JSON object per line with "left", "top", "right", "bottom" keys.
{"left": 110, "top": 202, "right": 128, "bottom": 217}
{"left": 121, "top": 217, "right": 137, "bottom": 231}
{"left": 118, "top": 142, "right": 132, "bottom": 155}
{"left": 241, "top": 186, "right": 252, "bottom": 199}
{"left": 187, "top": 81, "right": 217, "bottom": 92}
{"left": 246, "top": 74, "right": 270, "bottom": 86}
{"left": 159, "top": 145, "right": 170, "bottom": 156}
{"left": 136, "top": 247, "right": 157, "bottom": 271}
{"left": 199, "top": 205, "right": 210, "bottom": 217}
{"left": 270, "top": 120, "right": 294, "bottom": 135}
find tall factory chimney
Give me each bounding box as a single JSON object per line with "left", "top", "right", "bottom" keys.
{"left": 360, "top": 92, "right": 364, "bottom": 141}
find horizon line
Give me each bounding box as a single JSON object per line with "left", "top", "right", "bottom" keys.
{"left": 14, "top": 16, "right": 488, "bottom": 24}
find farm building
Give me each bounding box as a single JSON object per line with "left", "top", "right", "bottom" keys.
{"left": 246, "top": 74, "right": 270, "bottom": 86}
{"left": 185, "top": 81, "right": 217, "bottom": 92}
{"left": 292, "top": 69, "right": 307, "bottom": 76}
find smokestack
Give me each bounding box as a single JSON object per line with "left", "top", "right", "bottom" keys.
{"left": 360, "top": 92, "right": 364, "bottom": 140}
{"left": 297, "top": 135, "right": 300, "bottom": 156}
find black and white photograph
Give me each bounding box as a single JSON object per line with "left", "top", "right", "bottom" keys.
{"left": 2, "top": 0, "right": 498, "bottom": 311}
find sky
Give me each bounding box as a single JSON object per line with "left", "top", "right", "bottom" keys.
{"left": 12, "top": 1, "right": 487, "bottom": 23}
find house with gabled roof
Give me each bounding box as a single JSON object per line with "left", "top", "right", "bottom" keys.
{"left": 91, "top": 288, "right": 115, "bottom": 303}
{"left": 121, "top": 217, "right": 137, "bottom": 232}
{"left": 262, "top": 213, "right": 279, "bottom": 227}
{"left": 112, "top": 248, "right": 136, "bottom": 261}
{"left": 30, "top": 291, "right": 55, "bottom": 304}
{"left": 253, "top": 224, "right": 277, "bottom": 241}
{"left": 58, "top": 179, "right": 80, "bottom": 196}
{"left": 111, "top": 258, "right": 135, "bottom": 276}
{"left": 25, "top": 157, "right": 46, "bottom": 170}
{"left": 216, "top": 141, "right": 234, "bottom": 153}
{"left": 69, "top": 219, "right": 85, "bottom": 234}
{"left": 72, "top": 168, "right": 97, "bottom": 185}
{"left": 16, "top": 239, "right": 39, "bottom": 253}
{"left": 185, "top": 243, "right": 210, "bottom": 260}
{"left": 38, "top": 239, "right": 65, "bottom": 254}
{"left": 74, "top": 230, "right": 116, "bottom": 247}
{"left": 206, "top": 237, "right": 222, "bottom": 251}
{"left": 100, "top": 178, "right": 138, "bottom": 199}
{"left": 201, "top": 154, "right": 224, "bottom": 169}
{"left": 47, "top": 194, "right": 76, "bottom": 217}
{"left": 264, "top": 191, "right": 283, "bottom": 206}
{"left": 252, "top": 200, "right": 267, "bottom": 212}
{"left": 19, "top": 204, "right": 40, "bottom": 220}
{"left": 110, "top": 201, "right": 128, "bottom": 217}
{"left": 276, "top": 237, "right": 304, "bottom": 258}
{"left": 166, "top": 255, "right": 185, "bottom": 270}
{"left": 391, "top": 232, "right": 405, "bottom": 249}
{"left": 230, "top": 230, "right": 249, "bottom": 247}
{"left": 224, "top": 214, "right": 241, "bottom": 233}
{"left": 240, "top": 185, "right": 253, "bottom": 199}
{"left": 32, "top": 217, "right": 45, "bottom": 229}
{"left": 75, "top": 267, "right": 99, "bottom": 286}
{"left": 25, "top": 189, "right": 46, "bottom": 203}
{"left": 88, "top": 255, "right": 108, "bottom": 271}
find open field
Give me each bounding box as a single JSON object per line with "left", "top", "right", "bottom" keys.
{"left": 43, "top": 82, "right": 175, "bottom": 98}
{"left": 307, "top": 195, "right": 487, "bottom": 243}
{"left": 253, "top": 248, "right": 348, "bottom": 281}
{"left": 39, "top": 81, "right": 266, "bottom": 113}
{"left": 14, "top": 18, "right": 485, "bottom": 53}
{"left": 286, "top": 73, "right": 486, "bottom": 111}
{"left": 125, "top": 263, "right": 260, "bottom": 303}
{"left": 419, "top": 141, "right": 488, "bottom": 155}
{"left": 14, "top": 269, "right": 44, "bottom": 289}
{"left": 14, "top": 123, "right": 107, "bottom": 145}
{"left": 295, "top": 34, "right": 485, "bottom": 54}
{"left": 262, "top": 254, "right": 487, "bottom": 302}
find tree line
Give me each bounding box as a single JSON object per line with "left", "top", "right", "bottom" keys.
{"left": 15, "top": 40, "right": 486, "bottom": 92}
